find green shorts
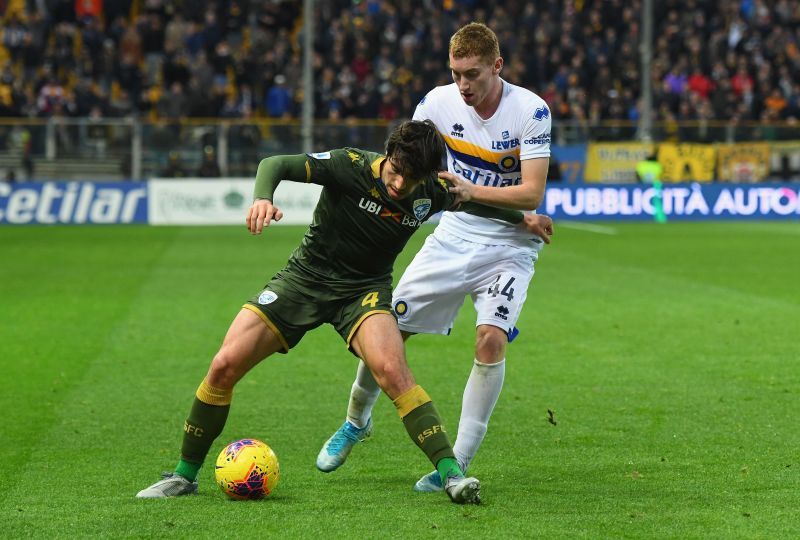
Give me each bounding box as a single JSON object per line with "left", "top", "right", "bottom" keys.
{"left": 243, "top": 268, "right": 393, "bottom": 353}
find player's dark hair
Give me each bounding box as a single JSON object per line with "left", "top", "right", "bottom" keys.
{"left": 385, "top": 120, "right": 445, "bottom": 182}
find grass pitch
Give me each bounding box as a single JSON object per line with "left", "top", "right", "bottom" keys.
{"left": 1, "top": 222, "right": 798, "bottom": 538}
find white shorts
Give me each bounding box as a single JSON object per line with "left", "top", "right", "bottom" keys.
{"left": 392, "top": 228, "right": 539, "bottom": 337}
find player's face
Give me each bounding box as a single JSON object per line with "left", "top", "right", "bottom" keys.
{"left": 383, "top": 158, "right": 421, "bottom": 200}
{"left": 449, "top": 53, "right": 501, "bottom": 108}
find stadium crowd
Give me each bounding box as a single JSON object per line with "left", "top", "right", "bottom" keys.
{"left": 0, "top": 0, "right": 799, "bottom": 125}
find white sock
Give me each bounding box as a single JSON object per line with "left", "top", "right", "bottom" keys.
{"left": 346, "top": 360, "right": 381, "bottom": 428}
{"left": 453, "top": 359, "right": 505, "bottom": 471}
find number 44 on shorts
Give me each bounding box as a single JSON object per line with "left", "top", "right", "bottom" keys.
{"left": 487, "top": 276, "right": 515, "bottom": 301}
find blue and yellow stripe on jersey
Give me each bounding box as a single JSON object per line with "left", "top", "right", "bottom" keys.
{"left": 441, "top": 133, "right": 521, "bottom": 174}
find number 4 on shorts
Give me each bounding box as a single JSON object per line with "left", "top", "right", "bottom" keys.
{"left": 362, "top": 291, "right": 380, "bottom": 307}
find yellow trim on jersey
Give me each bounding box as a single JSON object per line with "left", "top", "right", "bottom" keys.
{"left": 242, "top": 304, "right": 290, "bottom": 352}
{"left": 393, "top": 385, "right": 432, "bottom": 418}
{"left": 304, "top": 160, "right": 311, "bottom": 182}
{"left": 195, "top": 379, "right": 232, "bottom": 406}
{"left": 346, "top": 309, "right": 392, "bottom": 348}
{"left": 370, "top": 156, "right": 385, "bottom": 179}
{"left": 441, "top": 133, "right": 520, "bottom": 163}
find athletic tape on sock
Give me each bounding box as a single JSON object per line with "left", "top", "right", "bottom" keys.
{"left": 195, "top": 379, "right": 233, "bottom": 406}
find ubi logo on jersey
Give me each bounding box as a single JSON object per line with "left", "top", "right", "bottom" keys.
{"left": 359, "top": 197, "right": 382, "bottom": 215}
{"left": 358, "top": 197, "right": 421, "bottom": 228}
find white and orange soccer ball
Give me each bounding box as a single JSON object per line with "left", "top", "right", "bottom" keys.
{"left": 214, "top": 439, "right": 280, "bottom": 500}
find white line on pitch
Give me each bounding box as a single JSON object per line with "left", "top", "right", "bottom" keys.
{"left": 559, "top": 221, "right": 618, "bottom": 235}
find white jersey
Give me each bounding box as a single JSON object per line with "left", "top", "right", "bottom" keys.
{"left": 413, "top": 79, "right": 551, "bottom": 248}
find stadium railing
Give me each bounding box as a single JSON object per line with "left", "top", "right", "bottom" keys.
{"left": 0, "top": 118, "right": 798, "bottom": 181}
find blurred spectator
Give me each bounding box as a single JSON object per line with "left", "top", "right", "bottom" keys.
{"left": 197, "top": 145, "right": 221, "bottom": 177}
{"left": 764, "top": 88, "right": 788, "bottom": 116}
{"left": 688, "top": 67, "right": 715, "bottom": 99}
{"left": 160, "top": 151, "right": 188, "bottom": 178}
{"left": 265, "top": 74, "right": 292, "bottom": 118}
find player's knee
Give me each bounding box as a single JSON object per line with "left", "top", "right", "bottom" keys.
{"left": 370, "top": 357, "right": 413, "bottom": 397}
{"left": 475, "top": 326, "right": 507, "bottom": 364}
{"left": 208, "top": 349, "right": 241, "bottom": 388}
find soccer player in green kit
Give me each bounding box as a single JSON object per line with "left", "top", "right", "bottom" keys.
{"left": 136, "top": 120, "right": 532, "bottom": 504}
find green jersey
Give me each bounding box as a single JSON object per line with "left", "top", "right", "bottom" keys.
{"left": 253, "top": 148, "right": 523, "bottom": 286}
{"left": 290, "top": 148, "right": 452, "bottom": 283}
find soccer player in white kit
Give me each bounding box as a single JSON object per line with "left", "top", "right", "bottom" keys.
{"left": 317, "top": 22, "right": 554, "bottom": 492}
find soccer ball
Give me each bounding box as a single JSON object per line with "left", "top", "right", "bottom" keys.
{"left": 214, "top": 438, "right": 280, "bottom": 500}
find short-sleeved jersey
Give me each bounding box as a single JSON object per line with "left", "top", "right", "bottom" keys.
{"left": 285, "top": 148, "right": 454, "bottom": 286}
{"left": 413, "top": 79, "right": 551, "bottom": 247}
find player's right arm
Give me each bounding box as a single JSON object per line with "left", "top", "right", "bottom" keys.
{"left": 248, "top": 154, "right": 309, "bottom": 234}
{"left": 248, "top": 150, "right": 359, "bottom": 234}
{"left": 440, "top": 172, "right": 553, "bottom": 242}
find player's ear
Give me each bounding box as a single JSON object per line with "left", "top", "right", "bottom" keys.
{"left": 494, "top": 57, "right": 503, "bottom": 74}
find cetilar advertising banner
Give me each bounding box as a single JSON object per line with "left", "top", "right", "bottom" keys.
{"left": 0, "top": 181, "right": 148, "bottom": 224}
{"left": 544, "top": 182, "right": 800, "bottom": 221}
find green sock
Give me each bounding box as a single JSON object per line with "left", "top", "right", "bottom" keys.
{"left": 179, "top": 397, "right": 230, "bottom": 471}
{"left": 175, "top": 459, "right": 202, "bottom": 482}
{"left": 398, "top": 400, "right": 455, "bottom": 466}
{"left": 436, "top": 456, "right": 462, "bottom": 480}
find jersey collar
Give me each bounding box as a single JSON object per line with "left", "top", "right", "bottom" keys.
{"left": 370, "top": 155, "right": 385, "bottom": 179}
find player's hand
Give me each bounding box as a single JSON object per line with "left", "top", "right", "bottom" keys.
{"left": 439, "top": 170, "right": 474, "bottom": 205}
{"left": 246, "top": 198, "right": 284, "bottom": 235}
{"left": 521, "top": 213, "right": 553, "bottom": 244}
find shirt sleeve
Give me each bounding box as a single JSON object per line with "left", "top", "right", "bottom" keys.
{"left": 520, "top": 100, "right": 552, "bottom": 160}
{"left": 411, "top": 91, "right": 432, "bottom": 121}
{"left": 252, "top": 154, "right": 310, "bottom": 200}
{"left": 305, "top": 149, "right": 360, "bottom": 189}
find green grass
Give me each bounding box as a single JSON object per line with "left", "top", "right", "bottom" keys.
{"left": 1, "top": 222, "right": 798, "bottom": 538}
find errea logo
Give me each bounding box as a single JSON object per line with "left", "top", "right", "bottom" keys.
{"left": 450, "top": 123, "right": 465, "bottom": 138}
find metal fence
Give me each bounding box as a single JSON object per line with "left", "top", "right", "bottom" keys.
{"left": 0, "top": 117, "right": 798, "bottom": 181}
